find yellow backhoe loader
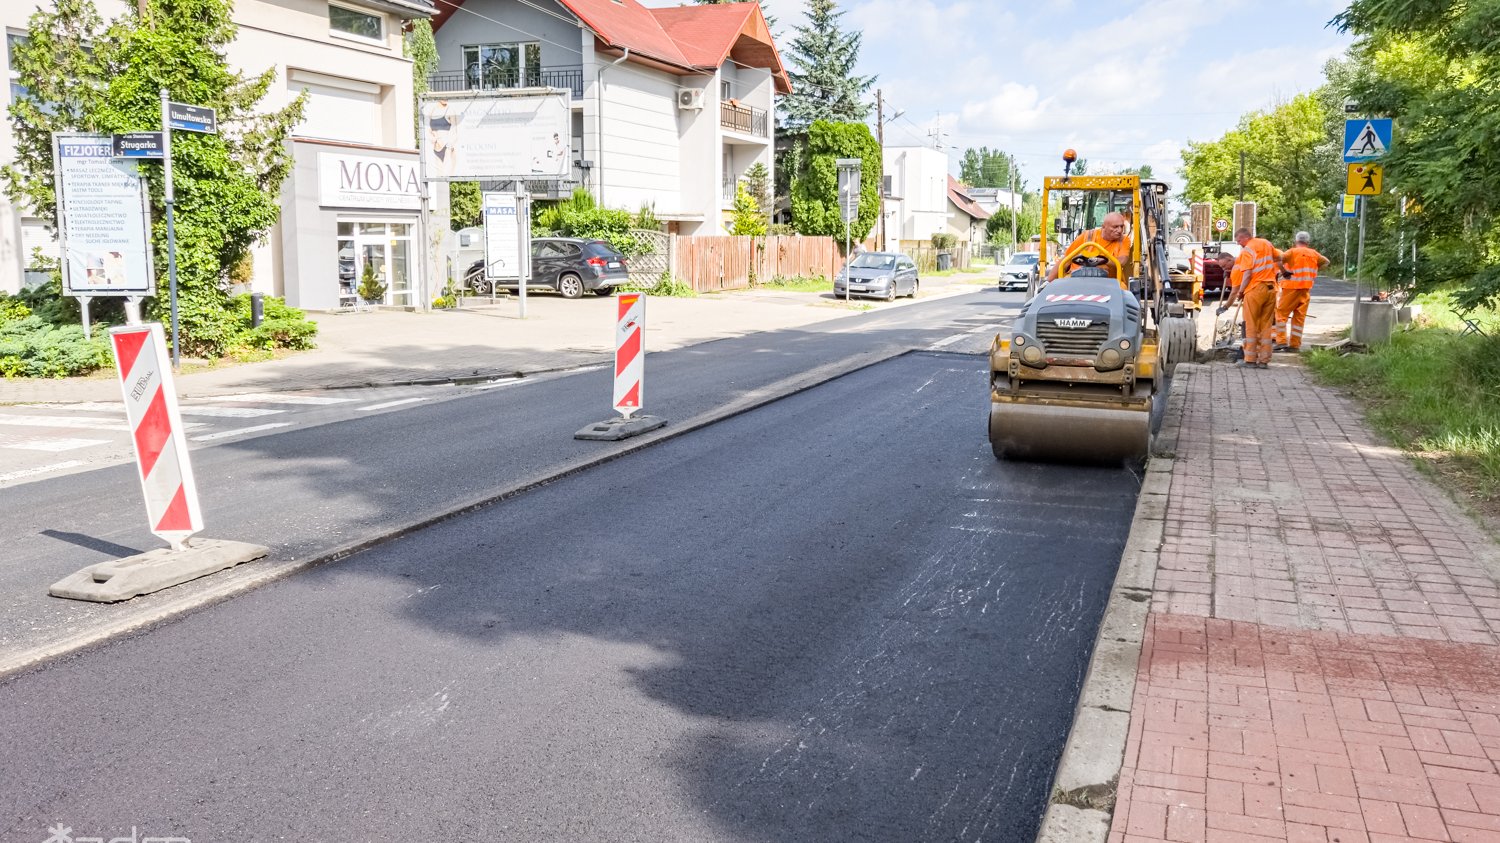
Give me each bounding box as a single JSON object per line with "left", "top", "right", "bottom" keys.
{"left": 989, "top": 153, "right": 1197, "bottom": 464}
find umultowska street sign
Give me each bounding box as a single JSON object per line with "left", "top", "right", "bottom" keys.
{"left": 168, "top": 101, "right": 217, "bottom": 134}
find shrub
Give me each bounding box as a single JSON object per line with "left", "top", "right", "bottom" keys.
{"left": 233, "top": 317, "right": 317, "bottom": 351}
{"left": 0, "top": 315, "right": 112, "bottom": 378}
{"left": 624, "top": 271, "right": 695, "bottom": 297}
{"left": 0, "top": 294, "right": 32, "bottom": 324}
{"left": 932, "top": 232, "right": 959, "bottom": 250}
{"left": 432, "top": 294, "right": 457, "bottom": 309}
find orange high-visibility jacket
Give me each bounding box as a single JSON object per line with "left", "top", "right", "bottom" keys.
{"left": 1281, "top": 245, "right": 1326, "bottom": 290}
{"left": 1234, "top": 237, "right": 1282, "bottom": 289}
{"left": 1064, "top": 228, "right": 1133, "bottom": 279}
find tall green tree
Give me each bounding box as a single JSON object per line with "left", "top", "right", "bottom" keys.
{"left": 1333, "top": 0, "right": 1500, "bottom": 309}
{"left": 2, "top": 0, "right": 306, "bottom": 356}
{"left": 1179, "top": 92, "right": 1338, "bottom": 245}
{"left": 959, "top": 147, "right": 1013, "bottom": 188}
{"left": 779, "top": 0, "right": 874, "bottom": 130}
{"left": 789, "top": 121, "right": 880, "bottom": 242}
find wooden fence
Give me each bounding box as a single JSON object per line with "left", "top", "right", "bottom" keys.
{"left": 670, "top": 235, "right": 841, "bottom": 292}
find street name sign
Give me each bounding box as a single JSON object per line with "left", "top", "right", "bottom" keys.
{"left": 168, "top": 101, "right": 217, "bottom": 134}
{"left": 112, "top": 132, "right": 165, "bottom": 159}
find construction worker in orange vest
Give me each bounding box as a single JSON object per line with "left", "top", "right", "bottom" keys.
{"left": 1044, "top": 211, "right": 1132, "bottom": 284}
{"left": 1275, "top": 231, "right": 1329, "bottom": 352}
{"left": 1216, "top": 228, "right": 1284, "bottom": 368}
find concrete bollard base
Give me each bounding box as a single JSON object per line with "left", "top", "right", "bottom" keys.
{"left": 573, "top": 415, "right": 666, "bottom": 441}
{"left": 49, "top": 539, "right": 269, "bottom": 603}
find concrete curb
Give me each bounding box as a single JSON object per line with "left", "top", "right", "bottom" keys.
{"left": 0, "top": 345, "right": 924, "bottom": 680}
{"left": 1033, "top": 363, "right": 1197, "bottom": 841}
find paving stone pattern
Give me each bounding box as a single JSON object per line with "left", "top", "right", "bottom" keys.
{"left": 1111, "top": 362, "right": 1500, "bottom": 842}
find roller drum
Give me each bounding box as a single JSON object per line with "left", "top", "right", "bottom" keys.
{"left": 989, "top": 400, "right": 1150, "bottom": 465}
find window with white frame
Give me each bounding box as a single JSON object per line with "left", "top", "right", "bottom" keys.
{"left": 463, "top": 43, "right": 541, "bottom": 90}
{"left": 329, "top": 4, "right": 383, "bottom": 42}
{"left": 7, "top": 32, "right": 28, "bottom": 104}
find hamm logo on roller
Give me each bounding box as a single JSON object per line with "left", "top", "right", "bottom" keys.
{"left": 1052, "top": 317, "right": 1093, "bottom": 329}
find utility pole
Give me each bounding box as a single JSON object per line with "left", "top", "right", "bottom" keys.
{"left": 876, "top": 89, "right": 884, "bottom": 252}
{"left": 1009, "top": 154, "right": 1017, "bottom": 258}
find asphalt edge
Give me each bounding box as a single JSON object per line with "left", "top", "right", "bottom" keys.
{"left": 0, "top": 345, "right": 926, "bottom": 681}
{"left": 1033, "top": 362, "right": 1198, "bottom": 841}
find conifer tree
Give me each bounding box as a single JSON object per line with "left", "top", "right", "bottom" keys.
{"left": 779, "top": 0, "right": 874, "bottom": 130}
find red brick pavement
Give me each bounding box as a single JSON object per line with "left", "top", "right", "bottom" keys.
{"left": 1109, "top": 363, "right": 1500, "bottom": 842}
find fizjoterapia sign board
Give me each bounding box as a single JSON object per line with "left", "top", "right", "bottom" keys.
{"left": 52, "top": 133, "right": 156, "bottom": 296}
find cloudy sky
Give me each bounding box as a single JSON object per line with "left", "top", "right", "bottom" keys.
{"left": 672, "top": 0, "right": 1353, "bottom": 191}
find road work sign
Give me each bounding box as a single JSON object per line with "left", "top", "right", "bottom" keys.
{"left": 1347, "top": 163, "right": 1383, "bottom": 196}
{"left": 1343, "top": 118, "right": 1392, "bottom": 163}
{"left": 110, "top": 323, "right": 203, "bottom": 549}
{"left": 614, "top": 293, "right": 644, "bottom": 417}
{"left": 1341, "top": 194, "right": 1360, "bottom": 218}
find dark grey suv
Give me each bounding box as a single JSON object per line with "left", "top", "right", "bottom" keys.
{"left": 466, "top": 237, "right": 630, "bottom": 299}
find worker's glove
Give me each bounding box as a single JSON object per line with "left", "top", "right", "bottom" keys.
{"left": 1216, "top": 306, "right": 1229, "bottom": 316}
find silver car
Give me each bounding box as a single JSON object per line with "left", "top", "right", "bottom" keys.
{"left": 833, "top": 252, "right": 919, "bottom": 301}
{"left": 998, "top": 252, "right": 1039, "bottom": 291}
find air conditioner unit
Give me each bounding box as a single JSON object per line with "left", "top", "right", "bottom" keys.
{"left": 677, "top": 89, "right": 705, "bottom": 110}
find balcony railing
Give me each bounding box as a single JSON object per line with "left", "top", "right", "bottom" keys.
{"left": 428, "top": 67, "right": 584, "bottom": 99}
{"left": 720, "top": 101, "right": 768, "bottom": 137}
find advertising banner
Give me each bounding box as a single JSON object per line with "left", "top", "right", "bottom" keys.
{"left": 483, "top": 191, "right": 521, "bottom": 280}
{"left": 53, "top": 133, "right": 155, "bottom": 296}
{"left": 318, "top": 151, "right": 422, "bottom": 210}
{"left": 420, "top": 92, "right": 571, "bottom": 181}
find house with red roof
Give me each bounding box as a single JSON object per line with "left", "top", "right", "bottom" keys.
{"left": 430, "top": 0, "right": 788, "bottom": 234}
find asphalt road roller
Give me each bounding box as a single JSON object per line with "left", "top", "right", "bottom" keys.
{"left": 989, "top": 154, "right": 1197, "bottom": 464}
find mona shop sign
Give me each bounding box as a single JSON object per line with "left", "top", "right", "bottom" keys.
{"left": 317, "top": 152, "right": 421, "bottom": 210}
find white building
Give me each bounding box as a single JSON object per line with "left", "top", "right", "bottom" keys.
{"left": 429, "top": 0, "right": 788, "bottom": 234}
{"left": 2, "top": 0, "right": 435, "bottom": 310}
{"left": 880, "top": 144, "right": 949, "bottom": 251}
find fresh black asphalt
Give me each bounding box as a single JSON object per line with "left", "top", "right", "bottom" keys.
{"left": 1, "top": 351, "right": 1139, "bottom": 842}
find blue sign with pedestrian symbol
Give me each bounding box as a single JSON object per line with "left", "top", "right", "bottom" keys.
{"left": 1343, "top": 118, "right": 1392, "bottom": 163}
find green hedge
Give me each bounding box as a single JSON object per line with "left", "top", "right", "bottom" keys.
{"left": 0, "top": 315, "right": 113, "bottom": 378}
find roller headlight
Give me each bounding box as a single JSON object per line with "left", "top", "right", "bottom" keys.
{"left": 1097, "top": 347, "right": 1123, "bottom": 370}
{"left": 1021, "top": 344, "right": 1044, "bottom": 366}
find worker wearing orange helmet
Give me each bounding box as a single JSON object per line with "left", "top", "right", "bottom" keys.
{"left": 1044, "top": 211, "right": 1132, "bottom": 283}
{"left": 1216, "top": 228, "right": 1284, "bottom": 368}
{"left": 1275, "top": 231, "right": 1329, "bottom": 352}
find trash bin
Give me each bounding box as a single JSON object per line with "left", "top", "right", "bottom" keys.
{"left": 936, "top": 252, "right": 952, "bottom": 271}
{"left": 1352, "top": 298, "right": 1395, "bottom": 345}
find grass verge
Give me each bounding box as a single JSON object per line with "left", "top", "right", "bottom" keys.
{"left": 754, "top": 275, "right": 831, "bottom": 293}
{"left": 1305, "top": 294, "right": 1500, "bottom": 504}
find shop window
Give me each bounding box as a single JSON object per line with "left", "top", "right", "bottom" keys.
{"left": 329, "top": 4, "right": 383, "bottom": 42}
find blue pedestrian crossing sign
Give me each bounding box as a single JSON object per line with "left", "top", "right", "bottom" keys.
{"left": 1343, "top": 118, "right": 1392, "bottom": 163}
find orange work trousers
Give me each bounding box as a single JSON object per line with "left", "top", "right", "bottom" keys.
{"left": 1276, "top": 288, "right": 1311, "bottom": 349}
{"left": 1242, "top": 283, "right": 1276, "bottom": 364}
